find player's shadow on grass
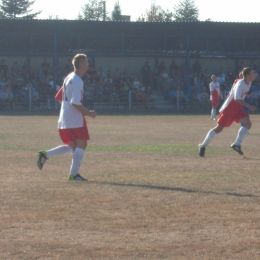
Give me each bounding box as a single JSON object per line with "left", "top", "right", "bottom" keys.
{"left": 88, "top": 181, "right": 259, "bottom": 198}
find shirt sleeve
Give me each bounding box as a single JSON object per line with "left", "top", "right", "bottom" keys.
{"left": 55, "top": 86, "right": 63, "bottom": 102}
{"left": 70, "top": 79, "right": 83, "bottom": 105}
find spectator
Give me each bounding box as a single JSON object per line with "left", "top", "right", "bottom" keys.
{"left": 64, "top": 58, "right": 73, "bottom": 75}
{"left": 11, "top": 61, "right": 20, "bottom": 75}
{"left": 192, "top": 59, "right": 202, "bottom": 73}
{"left": 141, "top": 61, "right": 151, "bottom": 88}
{"left": 226, "top": 67, "right": 235, "bottom": 84}
{"left": 0, "top": 59, "right": 8, "bottom": 77}
{"left": 169, "top": 59, "right": 179, "bottom": 74}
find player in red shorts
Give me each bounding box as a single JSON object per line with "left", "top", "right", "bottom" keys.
{"left": 199, "top": 67, "right": 257, "bottom": 157}
{"left": 209, "top": 75, "right": 221, "bottom": 120}
{"left": 37, "top": 54, "right": 97, "bottom": 181}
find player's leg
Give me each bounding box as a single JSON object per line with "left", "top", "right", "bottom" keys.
{"left": 37, "top": 145, "right": 73, "bottom": 170}
{"left": 199, "top": 124, "right": 224, "bottom": 157}
{"left": 211, "top": 106, "right": 217, "bottom": 120}
{"left": 68, "top": 139, "right": 88, "bottom": 181}
{"left": 231, "top": 117, "right": 251, "bottom": 155}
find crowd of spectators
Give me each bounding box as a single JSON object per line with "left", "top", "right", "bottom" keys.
{"left": 0, "top": 57, "right": 260, "bottom": 111}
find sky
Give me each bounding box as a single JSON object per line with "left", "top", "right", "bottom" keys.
{"left": 33, "top": 0, "right": 260, "bottom": 23}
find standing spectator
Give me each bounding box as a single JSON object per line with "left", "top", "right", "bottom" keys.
{"left": 192, "top": 59, "right": 201, "bottom": 74}
{"left": 141, "top": 61, "right": 151, "bottom": 88}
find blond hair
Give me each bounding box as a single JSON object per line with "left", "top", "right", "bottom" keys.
{"left": 72, "top": 53, "right": 87, "bottom": 70}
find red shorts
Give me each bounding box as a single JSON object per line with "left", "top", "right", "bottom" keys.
{"left": 59, "top": 119, "right": 90, "bottom": 145}
{"left": 211, "top": 98, "right": 219, "bottom": 108}
{"left": 211, "top": 90, "right": 219, "bottom": 107}
{"left": 217, "top": 107, "right": 249, "bottom": 127}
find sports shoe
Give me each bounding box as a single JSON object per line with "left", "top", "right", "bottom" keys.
{"left": 231, "top": 144, "right": 243, "bottom": 155}
{"left": 68, "top": 174, "right": 88, "bottom": 181}
{"left": 37, "top": 151, "right": 47, "bottom": 170}
{"left": 198, "top": 144, "right": 206, "bottom": 157}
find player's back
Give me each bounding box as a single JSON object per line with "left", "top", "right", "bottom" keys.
{"left": 58, "top": 72, "right": 84, "bottom": 129}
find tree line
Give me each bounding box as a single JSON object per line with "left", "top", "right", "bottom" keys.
{"left": 0, "top": 0, "right": 200, "bottom": 21}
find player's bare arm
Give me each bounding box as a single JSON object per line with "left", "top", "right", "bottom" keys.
{"left": 234, "top": 99, "right": 257, "bottom": 111}
{"left": 72, "top": 104, "right": 97, "bottom": 118}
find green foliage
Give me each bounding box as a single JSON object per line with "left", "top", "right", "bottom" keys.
{"left": 137, "top": 1, "right": 173, "bottom": 22}
{"left": 79, "top": 0, "right": 110, "bottom": 21}
{"left": 0, "top": 0, "right": 41, "bottom": 19}
{"left": 173, "top": 0, "right": 199, "bottom": 21}
{"left": 111, "top": 0, "right": 121, "bottom": 21}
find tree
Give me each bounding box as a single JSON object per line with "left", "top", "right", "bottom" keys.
{"left": 173, "top": 0, "right": 199, "bottom": 21}
{"left": 0, "top": 0, "right": 41, "bottom": 19}
{"left": 111, "top": 0, "right": 121, "bottom": 21}
{"left": 137, "top": 1, "right": 173, "bottom": 22}
{"left": 79, "top": 0, "right": 110, "bottom": 21}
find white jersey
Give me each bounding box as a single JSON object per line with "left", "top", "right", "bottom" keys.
{"left": 209, "top": 81, "right": 220, "bottom": 100}
{"left": 219, "top": 79, "right": 250, "bottom": 113}
{"left": 58, "top": 72, "right": 84, "bottom": 129}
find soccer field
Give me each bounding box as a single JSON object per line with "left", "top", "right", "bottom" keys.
{"left": 1, "top": 114, "right": 260, "bottom": 259}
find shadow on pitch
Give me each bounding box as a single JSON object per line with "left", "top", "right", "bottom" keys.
{"left": 88, "top": 181, "right": 259, "bottom": 198}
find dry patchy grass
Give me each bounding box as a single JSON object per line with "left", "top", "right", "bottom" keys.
{"left": 1, "top": 114, "right": 260, "bottom": 260}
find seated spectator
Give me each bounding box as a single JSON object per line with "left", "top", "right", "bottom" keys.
{"left": 197, "top": 87, "right": 209, "bottom": 108}
{"left": 203, "top": 68, "right": 210, "bottom": 78}
{"left": 17, "top": 85, "right": 28, "bottom": 110}
{"left": 83, "top": 84, "right": 94, "bottom": 110}
{"left": 1, "top": 85, "right": 13, "bottom": 110}
{"left": 192, "top": 59, "right": 201, "bottom": 74}
{"left": 11, "top": 61, "right": 20, "bottom": 75}
{"left": 40, "top": 57, "right": 51, "bottom": 75}
{"left": 97, "top": 67, "right": 106, "bottom": 80}
{"left": 38, "top": 78, "right": 48, "bottom": 104}
{"left": 250, "top": 84, "right": 259, "bottom": 107}
{"left": 0, "top": 59, "right": 8, "bottom": 77}
{"left": 151, "top": 68, "right": 159, "bottom": 90}
{"left": 132, "top": 76, "right": 140, "bottom": 90}
{"left": 21, "top": 59, "right": 31, "bottom": 73}
{"left": 169, "top": 59, "right": 179, "bottom": 74}
{"left": 31, "top": 86, "right": 40, "bottom": 110}
{"left": 226, "top": 67, "right": 235, "bottom": 84}
{"left": 158, "top": 61, "right": 166, "bottom": 74}
{"left": 64, "top": 58, "right": 73, "bottom": 75}
{"left": 144, "top": 86, "right": 155, "bottom": 109}
{"left": 113, "top": 68, "right": 121, "bottom": 84}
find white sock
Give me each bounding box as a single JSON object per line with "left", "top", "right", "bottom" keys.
{"left": 201, "top": 129, "right": 216, "bottom": 147}
{"left": 70, "top": 148, "right": 85, "bottom": 176}
{"left": 46, "top": 145, "right": 73, "bottom": 158}
{"left": 213, "top": 108, "right": 216, "bottom": 118}
{"left": 234, "top": 126, "right": 249, "bottom": 146}
{"left": 211, "top": 109, "right": 214, "bottom": 118}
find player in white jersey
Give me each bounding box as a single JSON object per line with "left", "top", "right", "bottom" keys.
{"left": 209, "top": 75, "right": 221, "bottom": 120}
{"left": 37, "top": 54, "right": 97, "bottom": 181}
{"left": 198, "top": 67, "right": 257, "bottom": 157}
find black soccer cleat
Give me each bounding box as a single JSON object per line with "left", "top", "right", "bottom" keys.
{"left": 68, "top": 174, "right": 88, "bottom": 181}
{"left": 231, "top": 144, "right": 243, "bottom": 155}
{"left": 198, "top": 144, "right": 206, "bottom": 157}
{"left": 37, "top": 151, "right": 48, "bottom": 170}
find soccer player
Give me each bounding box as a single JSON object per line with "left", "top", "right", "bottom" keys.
{"left": 199, "top": 67, "right": 257, "bottom": 157}
{"left": 209, "top": 75, "right": 221, "bottom": 120}
{"left": 37, "top": 54, "right": 97, "bottom": 181}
